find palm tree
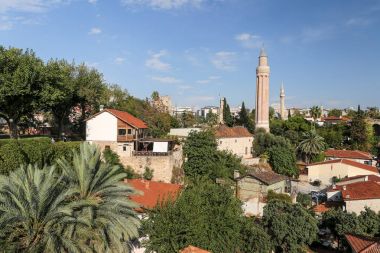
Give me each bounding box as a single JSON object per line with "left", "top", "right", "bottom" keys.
{"left": 297, "top": 129, "right": 326, "bottom": 164}
{"left": 310, "top": 106, "right": 322, "bottom": 122}
{"left": 57, "top": 143, "right": 140, "bottom": 253}
{"left": 0, "top": 164, "right": 89, "bottom": 252}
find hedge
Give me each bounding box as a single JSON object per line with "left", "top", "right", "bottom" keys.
{"left": 0, "top": 138, "right": 81, "bottom": 175}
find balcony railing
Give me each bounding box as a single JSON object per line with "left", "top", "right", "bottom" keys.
{"left": 132, "top": 151, "right": 173, "bottom": 156}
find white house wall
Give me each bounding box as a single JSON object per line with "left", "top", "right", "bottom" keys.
{"left": 345, "top": 199, "right": 380, "bottom": 214}
{"left": 308, "top": 163, "right": 379, "bottom": 186}
{"left": 217, "top": 137, "right": 253, "bottom": 159}
{"left": 86, "top": 112, "right": 117, "bottom": 142}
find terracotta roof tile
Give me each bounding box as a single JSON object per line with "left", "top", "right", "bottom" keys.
{"left": 214, "top": 125, "right": 253, "bottom": 138}
{"left": 345, "top": 234, "right": 380, "bottom": 253}
{"left": 239, "top": 170, "right": 287, "bottom": 185}
{"left": 342, "top": 181, "right": 380, "bottom": 200}
{"left": 85, "top": 108, "right": 148, "bottom": 129}
{"left": 308, "top": 159, "right": 379, "bottom": 174}
{"left": 313, "top": 202, "right": 343, "bottom": 213}
{"left": 180, "top": 246, "right": 211, "bottom": 253}
{"left": 125, "top": 179, "right": 182, "bottom": 212}
{"left": 325, "top": 149, "right": 373, "bottom": 160}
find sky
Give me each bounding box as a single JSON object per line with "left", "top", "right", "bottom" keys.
{"left": 1, "top": 0, "right": 379, "bottom": 110}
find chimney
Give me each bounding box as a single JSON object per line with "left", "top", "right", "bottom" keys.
{"left": 343, "top": 185, "right": 346, "bottom": 190}
{"left": 346, "top": 194, "right": 350, "bottom": 199}
{"left": 99, "top": 105, "right": 104, "bottom": 111}
{"left": 333, "top": 184, "right": 336, "bottom": 189}
{"left": 365, "top": 175, "right": 368, "bottom": 181}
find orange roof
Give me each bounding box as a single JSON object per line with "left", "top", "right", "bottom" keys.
{"left": 345, "top": 234, "right": 380, "bottom": 253}
{"left": 308, "top": 159, "right": 379, "bottom": 174}
{"left": 86, "top": 108, "right": 148, "bottom": 129}
{"left": 342, "top": 181, "right": 380, "bottom": 201}
{"left": 125, "top": 179, "right": 181, "bottom": 212}
{"left": 325, "top": 149, "right": 373, "bottom": 160}
{"left": 339, "top": 175, "right": 380, "bottom": 183}
{"left": 180, "top": 246, "right": 211, "bottom": 253}
{"left": 313, "top": 202, "right": 343, "bottom": 213}
{"left": 214, "top": 125, "right": 253, "bottom": 138}
{"left": 322, "top": 116, "right": 350, "bottom": 122}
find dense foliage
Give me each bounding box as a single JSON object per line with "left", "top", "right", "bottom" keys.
{"left": 143, "top": 179, "right": 271, "bottom": 253}
{"left": 183, "top": 130, "right": 244, "bottom": 181}
{"left": 0, "top": 138, "right": 80, "bottom": 175}
{"left": 268, "top": 146, "right": 298, "bottom": 177}
{"left": 263, "top": 200, "right": 318, "bottom": 253}
{"left": 297, "top": 129, "right": 326, "bottom": 163}
{"left": 0, "top": 143, "right": 140, "bottom": 252}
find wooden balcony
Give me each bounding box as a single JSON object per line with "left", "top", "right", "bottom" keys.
{"left": 117, "top": 135, "right": 135, "bottom": 142}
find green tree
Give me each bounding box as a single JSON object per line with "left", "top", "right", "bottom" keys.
{"left": 180, "top": 112, "right": 196, "bottom": 128}
{"left": 267, "top": 190, "right": 292, "bottom": 203}
{"left": 296, "top": 193, "right": 312, "bottom": 208}
{"left": 263, "top": 200, "right": 318, "bottom": 253}
{"left": 143, "top": 180, "right": 243, "bottom": 253}
{"left": 57, "top": 143, "right": 140, "bottom": 252}
{"left": 0, "top": 165, "right": 88, "bottom": 252}
{"left": 0, "top": 47, "right": 45, "bottom": 138}
{"left": 357, "top": 207, "right": 380, "bottom": 237}
{"left": 351, "top": 106, "right": 370, "bottom": 151}
{"left": 183, "top": 130, "right": 243, "bottom": 181}
{"left": 223, "top": 98, "right": 234, "bottom": 127}
{"left": 237, "top": 102, "right": 254, "bottom": 133}
{"left": 297, "top": 129, "right": 326, "bottom": 163}
{"left": 239, "top": 217, "right": 272, "bottom": 253}
{"left": 328, "top": 109, "right": 342, "bottom": 117}
{"left": 366, "top": 107, "right": 380, "bottom": 119}
{"left": 310, "top": 106, "right": 322, "bottom": 121}
{"left": 268, "top": 146, "right": 298, "bottom": 177}
{"left": 41, "top": 59, "right": 77, "bottom": 138}
{"left": 205, "top": 111, "right": 218, "bottom": 127}
{"left": 253, "top": 131, "right": 292, "bottom": 156}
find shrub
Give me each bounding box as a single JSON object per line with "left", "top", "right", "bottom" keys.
{"left": 267, "top": 190, "right": 292, "bottom": 203}
{"left": 311, "top": 179, "right": 321, "bottom": 187}
{"left": 48, "top": 141, "right": 81, "bottom": 164}
{"left": 296, "top": 193, "right": 312, "bottom": 208}
{"left": 0, "top": 141, "right": 27, "bottom": 175}
{"left": 143, "top": 166, "right": 154, "bottom": 180}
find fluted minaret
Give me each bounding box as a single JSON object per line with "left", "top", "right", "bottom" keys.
{"left": 255, "top": 47, "right": 270, "bottom": 132}
{"left": 219, "top": 97, "right": 225, "bottom": 124}
{"left": 280, "top": 82, "right": 287, "bottom": 120}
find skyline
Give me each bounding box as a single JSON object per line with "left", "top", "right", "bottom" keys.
{"left": 1, "top": 0, "right": 379, "bottom": 109}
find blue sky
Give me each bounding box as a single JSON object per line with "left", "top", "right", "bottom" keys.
{"left": 1, "top": 0, "right": 379, "bottom": 110}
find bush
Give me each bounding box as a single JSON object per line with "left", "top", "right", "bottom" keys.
{"left": 311, "top": 179, "right": 321, "bottom": 187}
{"left": 268, "top": 146, "right": 298, "bottom": 177}
{"left": 0, "top": 141, "right": 27, "bottom": 175}
{"left": 143, "top": 167, "right": 154, "bottom": 180}
{"left": 0, "top": 138, "right": 81, "bottom": 175}
{"left": 267, "top": 190, "right": 292, "bottom": 203}
{"left": 296, "top": 193, "right": 312, "bottom": 208}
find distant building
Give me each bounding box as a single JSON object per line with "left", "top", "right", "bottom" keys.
{"left": 325, "top": 149, "right": 375, "bottom": 166}
{"left": 169, "top": 128, "right": 201, "bottom": 139}
{"left": 198, "top": 106, "right": 219, "bottom": 119}
{"left": 151, "top": 95, "right": 173, "bottom": 115}
{"left": 307, "top": 159, "right": 379, "bottom": 186}
{"left": 255, "top": 48, "right": 270, "bottom": 132}
{"left": 173, "top": 106, "right": 194, "bottom": 116}
{"left": 321, "top": 116, "right": 351, "bottom": 125}
{"left": 215, "top": 125, "right": 253, "bottom": 159}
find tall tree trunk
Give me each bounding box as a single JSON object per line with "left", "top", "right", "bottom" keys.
{"left": 8, "top": 119, "right": 19, "bottom": 139}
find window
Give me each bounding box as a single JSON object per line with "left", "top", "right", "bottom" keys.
{"left": 245, "top": 147, "right": 248, "bottom": 155}
{"left": 127, "top": 129, "right": 132, "bottom": 135}
{"left": 123, "top": 145, "right": 127, "bottom": 151}
{"left": 118, "top": 129, "right": 126, "bottom": 135}
{"left": 105, "top": 145, "right": 110, "bottom": 150}
{"left": 235, "top": 139, "right": 237, "bottom": 143}
{"left": 220, "top": 141, "right": 223, "bottom": 145}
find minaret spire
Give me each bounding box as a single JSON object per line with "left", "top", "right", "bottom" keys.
{"left": 280, "top": 82, "right": 287, "bottom": 120}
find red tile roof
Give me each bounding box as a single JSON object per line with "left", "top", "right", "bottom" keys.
{"left": 325, "top": 149, "right": 373, "bottom": 160}
{"left": 308, "top": 159, "right": 379, "bottom": 174}
{"left": 313, "top": 202, "right": 343, "bottom": 213}
{"left": 86, "top": 108, "right": 148, "bottom": 129}
{"left": 339, "top": 175, "right": 380, "bottom": 183}
{"left": 214, "top": 125, "right": 253, "bottom": 138}
{"left": 125, "top": 179, "right": 181, "bottom": 212}
{"left": 341, "top": 181, "right": 380, "bottom": 201}
{"left": 345, "top": 234, "right": 380, "bottom": 253}
{"left": 322, "top": 116, "right": 351, "bottom": 122}
{"left": 180, "top": 246, "right": 211, "bottom": 253}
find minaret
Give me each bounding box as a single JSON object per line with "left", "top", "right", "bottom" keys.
{"left": 255, "top": 47, "right": 270, "bottom": 132}
{"left": 280, "top": 82, "right": 287, "bottom": 120}
{"left": 219, "top": 97, "right": 225, "bottom": 124}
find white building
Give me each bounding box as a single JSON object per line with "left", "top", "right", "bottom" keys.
{"left": 173, "top": 106, "right": 194, "bottom": 116}
{"left": 324, "top": 149, "right": 375, "bottom": 166}
{"left": 307, "top": 159, "right": 379, "bottom": 186}
{"left": 197, "top": 106, "right": 219, "bottom": 118}
{"left": 215, "top": 125, "right": 253, "bottom": 160}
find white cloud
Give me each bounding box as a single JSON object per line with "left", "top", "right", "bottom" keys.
{"left": 196, "top": 75, "right": 220, "bottom": 84}
{"left": 346, "top": 17, "right": 371, "bottom": 26}
{"left": 145, "top": 50, "right": 171, "bottom": 71}
{"left": 88, "top": 0, "right": 97, "bottom": 4}
{"left": 211, "top": 51, "right": 236, "bottom": 70}
{"left": 0, "top": 0, "right": 69, "bottom": 13}
{"left": 151, "top": 76, "right": 181, "bottom": 84}
{"left": 89, "top": 27, "right": 102, "bottom": 35}
{"left": 121, "top": 0, "right": 203, "bottom": 10}
{"left": 114, "top": 57, "right": 125, "bottom": 64}
{"left": 0, "top": 16, "right": 13, "bottom": 30}
{"left": 235, "top": 33, "right": 263, "bottom": 49}
{"left": 300, "top": 26, "right": 334, "bottom": 43}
